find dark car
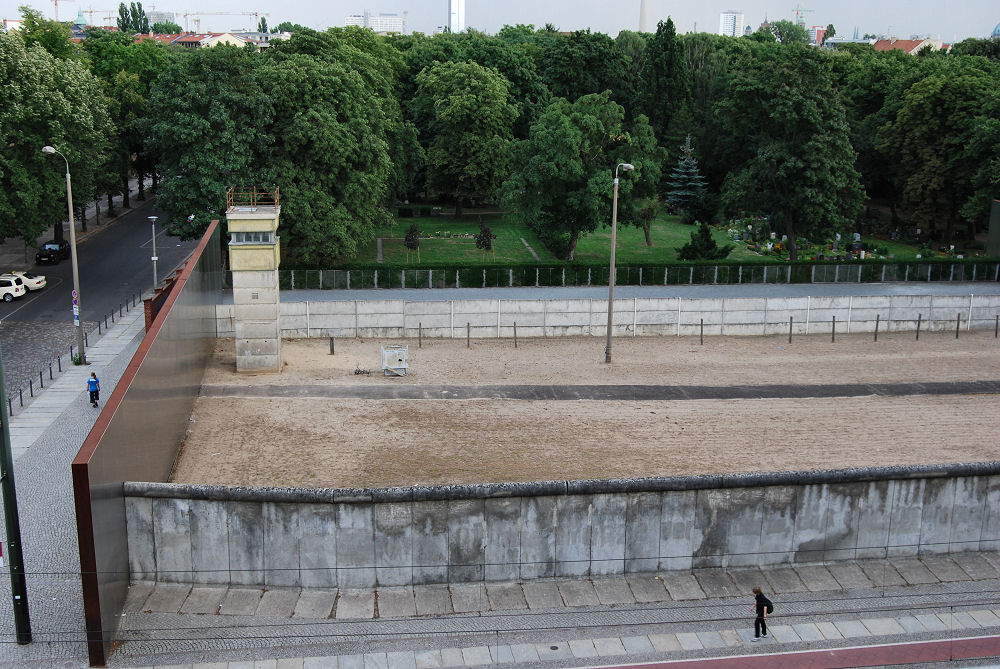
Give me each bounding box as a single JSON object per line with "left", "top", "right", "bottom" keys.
{"left": 35, "top": 239, "right": 71, "bottom": 264}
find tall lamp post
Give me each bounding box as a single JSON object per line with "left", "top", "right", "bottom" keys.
{"left": 605, "top": 162, "right": 634, "bottom": 364}
{"left": 148, "top": 216, "right": 159, "bottom": 289}
{"left": 41, "top": 146, "right": 86, "bottom": 365}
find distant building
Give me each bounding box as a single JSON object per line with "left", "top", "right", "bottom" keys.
{"left": 233, "top": 31, "right": 293, "bottom": 48}
{"left": 992, "top": 22, "right": 1000, "bottom": 39}
{"left": 345, "top": 10, "right": 407, "bottom": 34}
{"left": 2, "top": 18, "right": 24, "bottom": 31}
{"left": 810, "top": 25, "right": 826, "bottom": 44}
{"left": 172, "top": 32, "right": 248, "bottom": 48}
{"left": 449, "top": 0, "right": 465, "bottom": 33}
{"left": 872, "top": 37, "right": 947, "bottom": 55}
{"left": 719, "top": 10, "right": 743, "bottom": 37}
{"left": 147, "top": 10, "right": 176, "bottom": 27}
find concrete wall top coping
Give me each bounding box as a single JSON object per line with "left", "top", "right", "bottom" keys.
{"left": 128, "top": 461, "right": 1000, "bottom": 504}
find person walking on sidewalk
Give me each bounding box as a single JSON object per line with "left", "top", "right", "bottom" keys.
{"left": 87, "top": 372, "right": 101, "bottom": 408}
{"left": 751, "top": 586, "right": 771, "bottom": 641}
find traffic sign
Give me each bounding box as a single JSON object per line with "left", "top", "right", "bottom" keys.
{"left": 72, "top": 289, "right": 78, "bottom": 299}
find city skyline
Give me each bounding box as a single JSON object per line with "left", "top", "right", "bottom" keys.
{"left": 2, "top": 0, "right": 997, "bottom": 41}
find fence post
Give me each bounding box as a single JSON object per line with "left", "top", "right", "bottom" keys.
{"left": 789, "top": 316, "right": 793, "bottom": 344}
{"left": 467, "top": 322, "right": 470, "bottom": 349}
{"left": 916, "top": 314, "right": 922, "bottom": 340}
{"left": 419, "top": 323, "right": 422, "bottom": 349}
{"left": 57, "top": 356, "right": 62, "bottom": 373}
{"left": 832, "top": 315, "right": 836, "bottom": 343}
{"left": 49, "top": 363, "right": 53, "bottom": 380}
{"left": 700, "top": 318, "right": 704, "bottom": 345}
{"left": 874, "top": 314, "right": 880, "bottom": 342}
{"left": 329, "top": 337, "right": 335, "bottom": 355}
{"left": 996, "top": 314, "right": 999, "bottom": 338}
{"left": 514, "top": 322, "right": 518, "bottom": 348}
{"left": 956, "top": 313, "right": 961, "bottom": 339}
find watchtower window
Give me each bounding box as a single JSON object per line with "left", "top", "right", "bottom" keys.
{"left": 231, "top": 231, "right": 275, "bottom": 245}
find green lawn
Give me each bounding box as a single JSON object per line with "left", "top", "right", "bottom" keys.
{"left": 572, "top": 214, "right": 762, "bottom": 263}
{"left": 356, "top": 214, "right": 558, "bottom": 264}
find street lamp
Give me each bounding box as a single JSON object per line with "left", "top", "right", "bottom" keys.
{"left": 604, "top": 162, "right": 634, "bottom": 364}
{"left": 148, "top": 216, "right": 159, "bottom": 290}
{"left": 41, "top": 145, "right": 86, "bottom": 364}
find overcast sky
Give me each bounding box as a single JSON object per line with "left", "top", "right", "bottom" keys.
{"left": 4, "top": 0, "right": 997, "bottom": 41}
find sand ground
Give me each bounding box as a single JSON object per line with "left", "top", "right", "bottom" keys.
{"left": 171, "top": 331, "right": 1000, "bottom": 488}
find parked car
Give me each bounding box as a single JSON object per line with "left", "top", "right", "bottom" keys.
{"left": 0, "top": 274, "right": 26, "bottom": 302}
{"left": 8, "top": 270, "right": 45, "bottom": 291}
{"left": 35, "top": 239, "right": 71, "bottom": 264}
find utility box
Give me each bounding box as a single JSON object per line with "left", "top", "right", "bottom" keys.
{"left": 381, "top": 345, "right": 408, "bottom": 376}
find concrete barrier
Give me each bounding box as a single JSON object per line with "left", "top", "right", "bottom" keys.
{"left": 218, "top": 294, "right": 1000, "bottom": 339}
{"left": 124, "top": 463, "right": 1000, "bottom": 588}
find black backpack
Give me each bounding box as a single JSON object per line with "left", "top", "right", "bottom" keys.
{"left": 764, "top": 597, "right": 774, "bottom": 614}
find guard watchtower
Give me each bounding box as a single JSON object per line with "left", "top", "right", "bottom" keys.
{"left": 226, "top": 187, "right": 281, "bottom": 373}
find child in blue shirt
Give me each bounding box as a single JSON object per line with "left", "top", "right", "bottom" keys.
{"left": 87, "top": 372, "right": 100, "bottom": 408}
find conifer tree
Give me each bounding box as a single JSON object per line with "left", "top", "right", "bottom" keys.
{"left": 404, "top": 222, "right": 420, "bottom": 263}
{"left": 676, "top": 221, "right": 733, "bottom": 260}
{"left": 666, "top": 135, "right": 707, "bottom": 222}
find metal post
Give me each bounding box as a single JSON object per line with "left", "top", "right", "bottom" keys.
{"left": 149, "top": 216, "right": 159, "bottom": 290}
{"left": 514, "top": 322, "right": 518, "bottom": 349}
{"left": 329, "top": 337, "right": 335, "bottom": 355}
{"left": 874, "top": 314, "right": 880, "bottom": 342}
{"left": 467, "top": 322, "right": 470, "bottom": 349}
{"left": 832, "top": 315, "right": 836, "bottom": 343}
{"left": 700, "top": 318, "right": 704, "bottom": 345}
{"left": 0, "top": 341, "right": 32, "bottom": 643}
{"left": 418, "top": 323, "right": 422, "bottom": 349}
{"left": 605, "top": 163, "right": 633, "bottom": 363}
{"left": 916, "top": 314, "right": 922, "bottom": 340}
{"left": 956, "top": 313, "right": 961, "bottom": 339}
{"left": 789, "top": 316, "right": 793, "bottom": 344}
{"left": 995, "top": 315, "right": 998, "bottom": 338}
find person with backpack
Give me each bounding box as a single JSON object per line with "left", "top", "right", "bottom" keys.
{"left": 87, "top": 372, "right": 101, "bottom": 408}
{"left": 750, "top": 586, "right": 772, "bottom": 641}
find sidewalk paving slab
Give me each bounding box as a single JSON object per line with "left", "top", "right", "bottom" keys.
{"left": 219, "top": 588, "right": 263, "bottom": 616}
{"left": 277, "top": 660, "right": 304, "bottom": 669}
{"left": 816, "top": 621, "right": 844, "bottom": 639}
{"left": 413, "top": 585, "right": 453, "bottom": 616}
{"left": 336, "top": 589, "right": 374, "bottom": 619}
{"left": 891, "top": 558, "right": 939, "bottom": 585}
{"left": 764, "top": 567, "right": 808, "bottom": 593}
{"left": 921, "top": 556, "right": 972, "bottom": 582}
{"left": 768, "top": 624, "right": 801, "bottom": 643}
{"left": 339, "top": 654, "right": 364, "bottom": 669}
{"left": 622, "top": 635, "right": 655, "bottom": 653}
{"left": 661, "top": 572, "right": 704, "bottom": 600}
{"left": 535, "top": 642, "right": 572, "bottom": 661}
{"left": 461, "top": 648, "right": 491, "bottom": 666}
{"left": 834, "top": 620, "right": 873, "bottom": 638}
{"left": 969, "top": 609, "right": 1000, "bottom": 627}
{"left": 827, "top": 563, "right": 873, "bottom": 590}
{"left": 440, "top": 647, "right": 464, "bottom": 666}
{"left": 508, "top": 645, "right": 538, "bottom": 664}
{"left": 365, "top": 653, "right": 388, "bottom": 669}
{"left": 257, "top": 588, "right": 300, "bottom": 618}
{"left": 145, "top": 583, "right": 192, "bottom": 613}
{"left": 521, "top": 581, "right": 563, "bottom": 609}
{"left": 952, "top": 611, "right": 981, "bottom": 629}
{"left": 625, "top": 574, "right": 669, "bottom": 602}
{"left": 413, "top": 650, "right": 442, "bottom": 669}
{"left": 675, "top": 631, "right": 703, "bottom": 650}
{"left": 486, "top": 582, "right": 528, "bottom": 610}
{"left": 450, "top": 583, "right": 487, "bottom": 613}
{"left": 180, "top": 587, "right": 227, "bottom": 615}
{"left": 856, "top": 559, "right": 906, "bottom": 587}
{"left": 694, "top": 631, "right": 727, "bottom": 649}
{"left": 304, "top": 658, "right": 338, "bottom": 669}
{"left": 898, "top": 615, "right": 928, "bottom": 633}
{"left": 123, "top": 582, "right": 156, "bottom": 613}
{"left": 488, "top": 645, "right": 514, "bottom": 664}
{"left": 695, "top": 569, "right": 740, "bottom": 598}
{"left": 792, "top": 622, "right": 825, "bottom": 641}
{"left": 377, "top": 587, "right": 416, "bottom": 618}
{"left": 292, "top": 589, "right": 336, "bottom": 619}
{"left": 568, "top": 639, "right": 597, "bottom": 658}
{"left": 915, "top": 613, "right": 949, "bottom": 631}
{"left": 862, "top": 617, "right": 907, "bottom": 635}
{"left": 649, "top": 633, "right": 682, "bottom": 652}
{"left": 557, "top": 580, "right": 600, "bottom": 607}
{"left": 951, "top": 553, "right": 1000, "bottom": 580}
{"left": 593, "top": 637, "right": 627, "bottom": 656}
{"left": 794, "top": 564, "right": 842, "bottom": 591}
{"left": 592, "top": 577, "right": 634, "bottom": 605}
{"left": 728, "top": 567, "right": 766, "bottom": 595}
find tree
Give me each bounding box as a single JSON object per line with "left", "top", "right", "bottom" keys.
{"left": 117, "top": 2, "right": 149, "bottom": 34}
{"left": 537, "top": 30, "right": 631, "bottom": 109}
{"left": 502, "top": 91, "right": 661, "bottom": 259}
{"left": 769, "top": 20, "right": 809, "bottom": 45}
{"left": 404, "top": 222, "right": 420, "bottom": 262}
{"left": 717, "top": 42, "right": 864, "bottom": 260}
{"left": 257, "top": 16, "right": 268, "bottom": 34}
{"left": 878, "top": 66, "right": 1000, "bottom": 243}
{"left": 949, "top": 38, "right": 1000, "bottom": 61}
{"left": 824, "top": 24, "right": 836, "bottom": 44}
{"left": 474, "top": 216, "right": 497, "bottom": 260}
{"left": 0, "top": 31, "right": 112, "bottom": 244}
{"left": 17, "top": 6, "right": 76, "bottom": 59}
{"left": 147, "top": 46, "right": 273, "bottom": 239}
{"left": 638, "top": 18, "right": 690, "bottom": 151}
{"left": 273, "top": 21, "right": 307, "bottom": 33}
{"left": 676, "top": 222, "right": 733, "bottom": 260}
{"left": 666, "top": 135, "right": 708, "bottom": 222}
{"left": 411, "top": 60, "right": 517, "bottom": 215}
{"left": 151, "top": 21, "right": 182, "bottom": 33}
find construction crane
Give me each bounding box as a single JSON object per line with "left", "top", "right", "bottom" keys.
{"left": 791, "top": 3, "right": 814, "bottom": 27}
{"left": 181, "top": 11, "right": 268, "bottom": 32}
{"left": 51, "top": 0, "right": 75, "bottom": 22}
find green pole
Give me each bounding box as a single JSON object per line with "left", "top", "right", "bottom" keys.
{"left": 0, "top": 341, "right": 32, "bottom": 644}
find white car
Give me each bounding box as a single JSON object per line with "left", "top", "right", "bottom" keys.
{"left": 8, "top": 270, "right": 45, "bottom": 291}
{"left": 0, "top": 274, "right": 26, "bottom": 302}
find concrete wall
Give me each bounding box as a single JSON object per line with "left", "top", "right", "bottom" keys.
{"left": 124, "top": 464, "right": 1000, "bottom": 588}
{"left": 216, "top": 294, "right": 1000, "bottom": 339}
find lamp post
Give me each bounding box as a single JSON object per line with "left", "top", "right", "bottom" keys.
{"left": 148, "top": 216, "right": 159, "bottom": 290}
{"left": 604, "top": 162, "right": 634, "bottom": 364}
{"left": 42, "top": 146, "right": 86, "bottom": 364}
